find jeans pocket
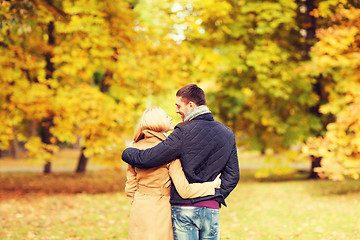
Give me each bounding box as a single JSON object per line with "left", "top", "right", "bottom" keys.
{"left": 210, "top": 209, "right": 220, "bottom": 236}
{"left": 172, "top": 207, "right": 198, "bottom": 231}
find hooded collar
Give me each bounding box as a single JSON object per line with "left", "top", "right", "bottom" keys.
{"left": 142, "top": 129, "right": 167, "bottom": 141}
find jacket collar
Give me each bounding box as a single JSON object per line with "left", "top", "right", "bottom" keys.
{"left": 184, "top": 105, "right": 212, "bottom": 121}
{"left": 143, "top": 129, "right": 167, "bottom": 141}
{"left": 191, "top": 112, "right": 214, "bottom": 121}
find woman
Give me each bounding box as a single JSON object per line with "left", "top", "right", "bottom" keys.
{"left": 125, "top": 107, "right": 220, "bottom": 240}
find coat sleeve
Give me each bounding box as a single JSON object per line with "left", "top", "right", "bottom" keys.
{"left": 169, "top": 159, "right": 215, "bottom": 198}
{"left": 220, "top": 142, "right": 240, "bottom": 199}
{"left": 122, "top": 127, "right": 183, "bottom": 169}
{"left": 124, "top": 164, "right": 137, "bottom": 204}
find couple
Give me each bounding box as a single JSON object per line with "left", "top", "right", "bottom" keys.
{"left": 122, "top": 84, "right": 240, "bottom": 240}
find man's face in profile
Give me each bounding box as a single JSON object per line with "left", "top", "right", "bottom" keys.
{"left": 175, "top": 96, "right": 195, "bottom": 121}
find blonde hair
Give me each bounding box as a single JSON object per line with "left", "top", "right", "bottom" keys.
{"left": 133, "top": 107, "right": 170, "bottom": 142}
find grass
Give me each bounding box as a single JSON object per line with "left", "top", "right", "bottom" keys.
{"left": 221, "top": 178, "right": 360, "bottom": 240}
{"left": 0, "top": 192, "right": 130, "bottom": 240}
{"left": 1, "top": 151, "right": 360, "bottom": 239}
{"left": 1, "top": 171, "right": 360, "bottom": 239}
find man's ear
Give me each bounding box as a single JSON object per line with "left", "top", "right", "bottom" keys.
{"left": 188, "top": 101, "right": 198, "bottom": 109}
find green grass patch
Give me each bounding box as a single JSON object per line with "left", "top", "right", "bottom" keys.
{"left": 221, "top": 180, "right": 360, "bottom": 240}
{"left": 1, "top": 171, "right": 360, "bottom": 239}
{"left": 0, "top": 193, "right": 130, "bottom": 240}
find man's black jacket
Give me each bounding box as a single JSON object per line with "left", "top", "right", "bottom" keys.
{"left": 122, "top": 112, "right": 240, "bottom": 206}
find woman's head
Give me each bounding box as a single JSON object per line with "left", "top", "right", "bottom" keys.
{"left": 133, "top": 107, "right": 173, "bottom": 142}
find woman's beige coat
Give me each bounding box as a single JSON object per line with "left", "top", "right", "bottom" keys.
{"left": 125, "top": 130, "right": 216, "bottom": 240}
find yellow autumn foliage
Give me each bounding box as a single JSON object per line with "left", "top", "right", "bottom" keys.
{"left": 51, "top": 84, "right": 132, "bottom": 161}
{"left": 302, "top": 6, "right": 360, "bottom": 180}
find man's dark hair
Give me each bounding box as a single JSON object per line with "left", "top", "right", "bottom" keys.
{"left": 176, "top": 84, "right": 206, "bottom": 106}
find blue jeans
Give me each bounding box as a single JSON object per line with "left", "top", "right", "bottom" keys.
{"left": 171, "top": 206, "right": 220, "bottom": 240}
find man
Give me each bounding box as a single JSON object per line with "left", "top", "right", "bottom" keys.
{"left": 122, "top": 84, "right": 240, "bottom": 240}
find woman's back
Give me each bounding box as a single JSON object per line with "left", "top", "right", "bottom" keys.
{"left": 126, "top": 129, "right": 173, "bottom": 240}
{"left": 132, "top": 130, "right": 172, "bottom": 190}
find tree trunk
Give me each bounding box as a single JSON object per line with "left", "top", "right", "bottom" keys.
{"left": 12, "top": 126, "right": 20, "bottom": 160}
{"left": 74, "top": 67, "right": 111, "bottom": 173}
{"left": 309, "top": 156, "right": 322, "bottom": 179}
{"left": 304, "top": 0, "right": 316, "bottom": 60}
{"left": 42, "top": 21, "right": 55, "bottom": 174}
{"left": 30, "top": 119, "right": 38, "bottom": 137}
{"left": 41, "top": 117, "right": 54, "bottom": 174}
{"left": 304, "top": 0, "right": 322, "bottom": 179}
{"left": 76, "top": 147, "right": 89, "bottom": 173}
{"left": 45, "top": 21, "right": 55, "bottom": 79}
{"left": 44, "top": 161, "right": 51, "bottom": 174}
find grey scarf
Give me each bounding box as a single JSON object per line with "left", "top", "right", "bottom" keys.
{"left": 184, "top": 105, "right": 212, "bottom": 122}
